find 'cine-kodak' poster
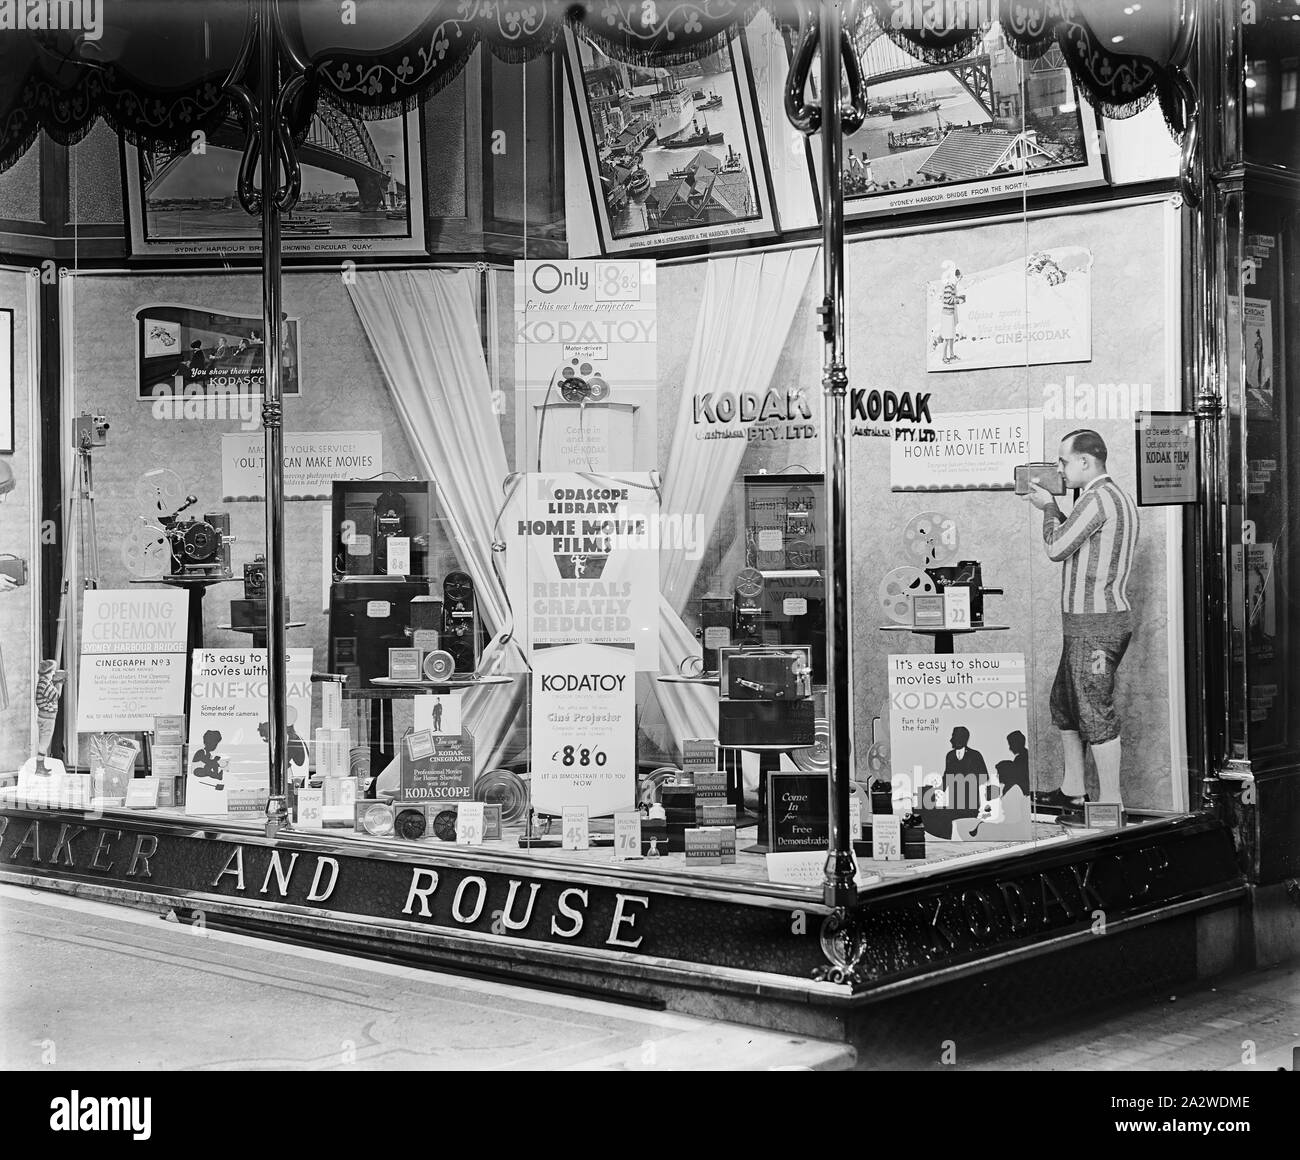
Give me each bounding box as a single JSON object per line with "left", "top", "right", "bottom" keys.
{"left": 186, "top": 649, "right": 313, "bottom": 815}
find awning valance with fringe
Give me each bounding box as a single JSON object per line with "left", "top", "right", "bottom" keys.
{"left": 0, "top": 0, "right": 1187, "bottom": 176}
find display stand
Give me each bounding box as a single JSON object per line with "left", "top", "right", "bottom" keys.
{"left": 216, "top": 620, "right": 307, "bottom": 650}
{"left": 532, "top": 401, "right": 643, "bottom": 472}
{"left": 369, "top": 675, "right": 513, "bottom": 691}
{"left": 130, "top": 575, "right": 235, "bottom": 717}
{"left": 878, "top": 623, "right": 1010, "bottom": 655}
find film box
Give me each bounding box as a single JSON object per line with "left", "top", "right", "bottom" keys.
{"left": 680, "top": 738, "right": 718, "bottom": 785}
{"left": 718, "top": 824, "right": 736, "bottom": 864}
{"left": 684, "top": 827, "right": 722, "bottom": 867}
{"left": 315, "top": 727, "right": 351, "bottom": 778}
{"left": 698, "top": 800, "right": 736, "bottom": 827}
{"left": 694, "top": 769, "right": 727, "bottom": 806}
{"left": 388, "top": 648, "right": 422, "bottom": 681}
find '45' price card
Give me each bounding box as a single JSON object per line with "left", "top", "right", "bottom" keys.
{"left": 531, "top": 642, "right": 636, "bottom": 818}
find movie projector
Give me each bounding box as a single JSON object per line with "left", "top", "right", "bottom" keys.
{"left": 122, "top": 467, "right": 233, "bottom": 580}
{"left": 876, "top": 511, "right": 1001, "bottom": 627}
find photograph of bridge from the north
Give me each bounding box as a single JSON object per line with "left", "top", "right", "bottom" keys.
{"left": 137, "top": 94, "right": 416, "bottom": 245}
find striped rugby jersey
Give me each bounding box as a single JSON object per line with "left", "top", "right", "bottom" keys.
{"left": 1042, "top": 475, "right": 1139, "bottom": 614}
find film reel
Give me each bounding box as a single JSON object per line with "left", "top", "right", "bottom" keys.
{"left": 639, "top": 767, "right": 680, "bottom": 806}
{"left": 902, "top": 510, "right": 960, "bottom": 568}
{"left": 422, "top": 650, "right": 456, "bottom": 681}
{"left": 790, "top": 716, "right": 830, "bottom": 773}
{"left": 878, "top": 565, "right": 937, "bottom": 625}
{"left": 557, "top": 358, "right": 610, "bottom": 403}
{"left": 135, "top": 467, "right": 187, "bottom": 517}
{"left": 121, "top": 520, "right": 169, "bottom": 578}
{"left": 474, "top": 768, "right": 529, "bottom": 825}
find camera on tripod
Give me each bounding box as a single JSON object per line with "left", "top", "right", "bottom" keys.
{"left": 73, "top": 412, "right": 110, "bottom": 449}
{"left": 159, "top": 495, "right": 233, "bottom": 578}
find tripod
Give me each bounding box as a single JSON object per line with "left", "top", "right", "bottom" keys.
{"left": 52, "top": 415, "right": 108, "bottom": 760}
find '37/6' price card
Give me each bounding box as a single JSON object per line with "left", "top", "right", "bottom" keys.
{"left": 530, "top": 642, "right": 636, "bottom": 817}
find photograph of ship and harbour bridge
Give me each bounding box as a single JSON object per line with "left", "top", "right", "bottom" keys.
{"left": 571, "top": 36, "right": 766, "bottom": 243}
{"left": 842, "top": 21, "right": 1091, "bottom": 205}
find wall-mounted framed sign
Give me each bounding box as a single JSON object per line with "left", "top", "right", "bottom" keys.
{"left": 124, "top": 100, "right": 426, "bottom": 259}
{"left": 827, "top": 24, "right": 1108, "bottom": 224}
{"left": 565, "top": 28, "right": 779, "bottom": 256}
{"left": 1135, "top": 411, "right": 1199, "bottom": 507}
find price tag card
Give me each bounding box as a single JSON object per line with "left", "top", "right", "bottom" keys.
{"left": 614, "top": 810, "right": 642, "bottom": 860}
{"left": 388, "top": 648, "right": 422, "bottom": 681}
{"left": 125, "top": 777, "right": 161, "bottom": 810}
{"left": 562, "top": 804, "right": 590, "bottom": 850}
{"left": 153, "top": 715, "right": 186, "bottom": 747}
{"left": 1084, "top": 802, "right": 1124, "bottom": 830}
{"left": 406, "top": 729, "right": 435, "bottom": 760}
{"left": 456, "top": 801, "right": 486, "bottom": 845}
{"left": 850, "top": 796, "right": 863, "bottom": 841}
{"left": 757, "top": 529, "right": 783, "bottom": 552}
{"left": 297, "top": 787, "right": 324, "bottom": 829}
{"left": 321, "top": 680, "right": 343, "bottom": 730}
{"left": 943, "top": 587, "right": 971, "bottom": 629}
{"left": 873, "top": 813, "right": 902, "bottom": 861}
{"left": 386, "top": 536, "right": 411, "bottom": 576}
{"left": 782, "top": 597, "right": 807, "bottom": 617}
{"left": 412, "top": 629, "right": 439, "bottom": 653}
{"left": 702, "top": 626, "right": 730, "bottom": 650}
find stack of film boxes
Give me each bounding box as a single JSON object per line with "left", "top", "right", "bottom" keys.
{"left": 681, "top": 738, "right": 736, "bottom": 869}
{"left": 314, "top": 678, "right": 356, "bottom": 825}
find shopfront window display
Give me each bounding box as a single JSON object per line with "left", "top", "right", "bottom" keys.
{"left": 0, "top": 2, "right": 1235, "bottom": 910}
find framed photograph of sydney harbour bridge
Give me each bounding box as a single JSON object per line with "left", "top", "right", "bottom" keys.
{"left": 565, "top": 29, "right": 779, "bottom": 256}
{"left": 831, "top": 20, "right": 1106, "bottom": 222}
{"left": 123, "top": 99, "right": 426, "bottom": 258}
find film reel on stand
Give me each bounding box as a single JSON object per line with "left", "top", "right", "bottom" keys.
{"left": 877, "top": 565, "right": 937, "bottom": 625}
{"left": 902, "top": 510, "right": 960, "bottom": 569}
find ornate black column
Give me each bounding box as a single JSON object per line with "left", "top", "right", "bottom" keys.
{"left": 230, "top": 0, "right": 308, "bottom": 835}
{"left": 786, "top": 1, "right": 867, "bottom": 909}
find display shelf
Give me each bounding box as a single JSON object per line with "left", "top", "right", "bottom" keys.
{"left": 369, "top": 675, "right": 512, "bottom": 690}
{"left": 878, "top": 623, "right": 1010, "bottom": 654}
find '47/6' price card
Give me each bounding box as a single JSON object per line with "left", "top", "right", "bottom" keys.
{"left": 530, "top": 642, "right": 636, "bottom": 818}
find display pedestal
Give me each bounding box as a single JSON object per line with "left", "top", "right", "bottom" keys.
{"left": 216, "top": 621, "right": 307, "bottom": 650}
{"left": 130, "top": 574, "right": 235, "bottom": 718}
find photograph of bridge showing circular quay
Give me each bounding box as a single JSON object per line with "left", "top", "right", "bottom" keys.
{"left": 140, "top": 96, "right": 414, "bottom": 243}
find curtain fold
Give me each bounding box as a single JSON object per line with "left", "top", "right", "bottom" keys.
{"left": 656, "top": 247, "right": 818, "bottom": 748}
{"left": 346, "top": 269, "right": 526, "bottom": 775}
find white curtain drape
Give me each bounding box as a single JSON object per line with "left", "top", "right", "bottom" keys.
{"left": 346, "top": 269, "right": 526, "bottom": 773}
{"left": 656, "top": 248, "right": 818, "bottom": 746}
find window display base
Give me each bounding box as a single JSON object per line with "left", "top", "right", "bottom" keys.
{"left": 0, "top": 801, "right": 1246, "bottom": 1042}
